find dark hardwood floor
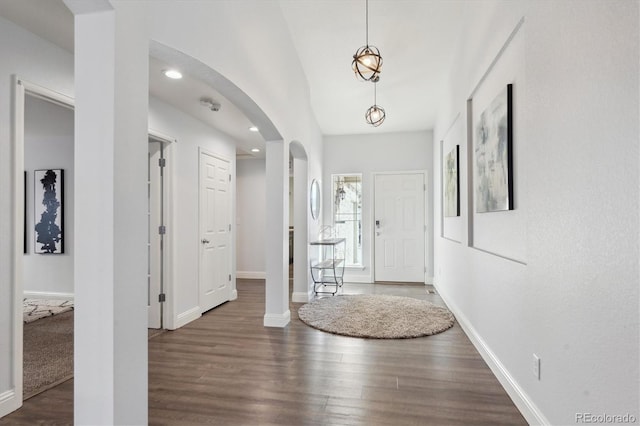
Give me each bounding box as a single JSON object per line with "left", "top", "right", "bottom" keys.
{"left": 1, "top": 279, "right": 526, "bottom": 425}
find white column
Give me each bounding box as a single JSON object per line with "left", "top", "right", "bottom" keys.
{"left": 291, "top": 157, "right": 310, "bottom": 302}
{"left": 71, "top": 3, "right": 148, "bottom": 424}
{"left": 264, "top": 140, "right": 290, "bottom": 327}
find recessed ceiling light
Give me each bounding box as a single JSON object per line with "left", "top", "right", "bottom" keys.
{"left": 248, "top": 126, "right": 259, "bottom": 132}
{"left": 251, "top": 148, "right": 260, "bottom": 153}
{"left": 163, "top": 69, "right": 183, "bottom": 79}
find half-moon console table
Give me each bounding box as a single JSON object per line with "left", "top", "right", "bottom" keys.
{"left": 310, "top": 238, "right": 346, "bottom": 295}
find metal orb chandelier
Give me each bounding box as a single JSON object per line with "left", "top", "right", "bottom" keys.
{"left": 365, "top": 83, "right": 386, "bottom": 127}
{"left": 352, "top": 0, "right": 382, "bottom": 82}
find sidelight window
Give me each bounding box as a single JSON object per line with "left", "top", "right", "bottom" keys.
{"left": 332, "top": 174, "right": 362, "bottom": 267}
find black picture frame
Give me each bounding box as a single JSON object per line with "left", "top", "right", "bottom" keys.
{"left": 24, "top": 171, "right": 27, "bottom": 254}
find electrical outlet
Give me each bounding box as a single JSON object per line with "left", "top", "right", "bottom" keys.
{"left": 533, "top": 354, "right": 541, "bottom": 380}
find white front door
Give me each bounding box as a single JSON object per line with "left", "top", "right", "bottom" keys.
{"left": 148, "top": 140, "right": 162, "bottom": 328}
{"left": 199, "top": 149, "right": 231, "bottom": 312}
{"left": 374, "top": 173, "right": 426, "bottom": 282}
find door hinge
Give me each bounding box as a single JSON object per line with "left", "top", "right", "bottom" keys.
{"left": 423, "top": 183, "right": 426, "bottom": 191}
{"left": 228, "top": 274, "right": 231, "bottom": 281}
{"left": 228, "top": 224, "right": 231, "bottom": 231}
{"left": 229, "top": 174, "right": 231, "bottom": 181}
{"left": 159, "top": 225, "right": 166, "bottom": 235}
{"left": 158, "top": 293, "right": 166, "bottom": 303}
{"left": 159, "top": 158, "right": 166, "bottom": 168}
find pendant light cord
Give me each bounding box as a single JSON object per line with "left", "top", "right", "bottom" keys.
{"left": 365, "top": 0, "right": 369, "bottom": 46}
{"left": 373, "top": 81, "right": 377, "bottom": 105}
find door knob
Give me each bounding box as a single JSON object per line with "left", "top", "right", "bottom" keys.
{"left": 201, "top": 238, "right": 210, "bottom": 244}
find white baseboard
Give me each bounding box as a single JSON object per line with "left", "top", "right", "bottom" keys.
{"left": 0, "top": 389, "right": 20, "bottom": 418}
{"left": 263, "top": 310, "right": 291, "bottom": 328}
{"left": 23, "top": 291, "right": 74, "bottom": 300}
{"left": 291, "top": 291, "right": 310, "bottom": 303}
{"left": 343, "top": 274, "right": 373, "bottom": 283}
{"left": 173, "top": 306, "right": 201, "bottom": 329}
{"left": 434, "top": 283, "right": 550, "bottom": 426}
{"left": 237, "top": 271, "right": 266, "bottom": 279}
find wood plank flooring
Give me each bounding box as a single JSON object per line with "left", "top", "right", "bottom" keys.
{"left": 0, "top": 279, "right": 526, "bottom": 425}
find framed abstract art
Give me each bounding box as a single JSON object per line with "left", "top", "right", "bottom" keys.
{"left": 474, "top": 84, "right": 514, "bottom": 213}
{"left": 34, "top": 169, "right": 64, "bottom": 254}
{"left": 444, "top": 145, "right": 460, "bottom": 217}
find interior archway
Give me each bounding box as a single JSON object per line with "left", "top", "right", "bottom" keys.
{"left": 150, "top": 41, "right": 282, "bottom": 142}
{"left": 150, "top": 41, "right": 296, "bottom": 327}
{"left": 289, "top": 140, "right": 310, "bottom": 302}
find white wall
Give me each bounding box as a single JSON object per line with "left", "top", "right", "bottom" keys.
{"left": 148, "top": 96, "right": 237, "bottom": 327}
{"left": 24, "top": 95, "right": 74, "bottom": 297}
{"left": 236, "top": 158, "right": 266, "bottom": 278}
{"left": 0, "top": 15, "right": 74, "bottom": 416}
{"left": 433, "top": 1, "right": 639, "bottom": 424}
{"left": 323, "top": 131, "right": 433, "bottom": 282}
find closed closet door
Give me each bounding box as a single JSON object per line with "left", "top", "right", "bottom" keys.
{"left": 199, "top": 149, "right": 231, "bottom": 312}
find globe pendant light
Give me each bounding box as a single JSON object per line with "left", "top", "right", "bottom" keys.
{"left": 352, "top": 0, "right": 382, "bottom": 82}
{"left": 365, "top": 82, "right": 386, "bottom": 127}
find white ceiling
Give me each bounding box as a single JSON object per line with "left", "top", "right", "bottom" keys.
{"left": 279, "top": 0, "right": 467, "bottom": 135}
{"left": 0, "top": 0, "right": 469, "bottom": 145}
{"left": 148, "top": 56, "right": 266, "bottom": 158}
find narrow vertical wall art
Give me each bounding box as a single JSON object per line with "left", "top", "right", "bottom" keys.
{"left": 474, "top": 84, "right": 514, "bottom": 213}
{"left": 444, "top": 145, "right": 460, "bottom": 217}
{"left": 34, "top": 169, "right": 64, "bottom": 254}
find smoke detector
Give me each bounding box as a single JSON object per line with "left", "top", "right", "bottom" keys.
{"left": 200, "top": 97, "right": 221, "bottom": 112}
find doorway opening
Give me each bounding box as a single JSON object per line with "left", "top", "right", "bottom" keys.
{"left": 13, "top": 78, "right": 75, "bottom": 404}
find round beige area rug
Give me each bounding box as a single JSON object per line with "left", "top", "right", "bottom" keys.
{"left": 297, "top": 294, "right": 455, "bottom": 339}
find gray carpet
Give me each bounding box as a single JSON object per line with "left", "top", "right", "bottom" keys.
{"left": 23, "top": 312, "right": 166, "bottom": 400}
{"left": 298, "top": 294, "right": 455, "bottom": 339}
{"left": 23, "top": 310, "right": 74, "bottom": 399}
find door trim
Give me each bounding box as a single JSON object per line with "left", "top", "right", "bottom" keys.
{"left": 371, "top": 170, "right": 429, "bottom": 284}
{"left": 8, "top": 77, "right": 74, "bottom": 415}
{"left": 148, "top": 129, "right": 176, "bottom": 330}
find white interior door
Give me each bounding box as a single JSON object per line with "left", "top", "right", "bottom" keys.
{"left": 374, "top": 173, "right": 426, "bottom": 282}
{"left": 147, "top": 141, "right": 162, "bottom": 328}
{"left": 199, "top": 149, "right": 231, "bottom": 312}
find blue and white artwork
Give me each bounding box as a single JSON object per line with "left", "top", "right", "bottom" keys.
{"left": 34, "top": 169, "right": 64, "bottom": 254}
{"left": 475, "top": 84, "right": 513, "bottom": 213}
